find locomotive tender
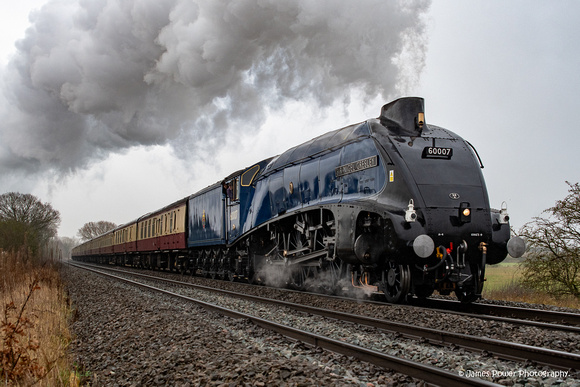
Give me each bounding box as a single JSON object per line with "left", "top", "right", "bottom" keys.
{"left": 72, "top": 97, "right": 525, "bottom": 303}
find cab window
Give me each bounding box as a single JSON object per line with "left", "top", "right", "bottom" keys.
{"left": 225, "top": 177, "right": 240, "bottom": 202}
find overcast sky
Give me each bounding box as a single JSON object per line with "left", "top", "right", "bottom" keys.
{"left": 0, "top": 0, "right": 578, "bottom": 239}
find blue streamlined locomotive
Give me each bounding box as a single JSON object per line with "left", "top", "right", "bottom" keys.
{"left": 72, "top": 97, "right": 525, "bottom": 303}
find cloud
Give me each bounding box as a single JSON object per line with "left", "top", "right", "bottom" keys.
{"left": 0, "top": 0, "right": 431, "bottom": 178}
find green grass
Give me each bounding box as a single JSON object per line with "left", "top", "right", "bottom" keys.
{"left": 483, "top": 263, "right": 522, "bottom": 292}
{"left": 482, "top": 262, "right": 580, "bottom": 309}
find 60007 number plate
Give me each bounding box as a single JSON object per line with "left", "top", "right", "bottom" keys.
{"left": 422, "top": 147, "right": 453, "bottom": 159}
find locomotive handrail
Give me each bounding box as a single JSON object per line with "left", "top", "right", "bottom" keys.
{"left": 466, "top": 140, "right": 485, "bottom": 169}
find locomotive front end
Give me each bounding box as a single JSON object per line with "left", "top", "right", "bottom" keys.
{"left": 366, "top": 97, "right": 525, "bottom": 302}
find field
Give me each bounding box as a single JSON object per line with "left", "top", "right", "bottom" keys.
{"left": 482, "top": 262, "right": 522, "bottom": 292}
{"left": 483, "top": 262, "right": 580, "bottom": 309}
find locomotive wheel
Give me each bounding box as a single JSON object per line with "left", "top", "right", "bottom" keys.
{"left": 216, "top": 250, "right": 226, "bottom": 280}
{"left": 289, "top": 266, "right": 316, "bottom": 290}
{"left": 245, "top": 253, "right": 262, "bottom": 285}
{"left": 322, "top": 259, "right": 345, "bottom": 295}
{"left": 456, "top": 264, "right": 485, "bottom": 303}
{"left": 383, "top": 261, "right": 411, "bottom": 303}
{"left": 414, "top": 285, "right": 434, "bottom": 299}
{"left": 289, "top": 266, "right": 307, "bottom": 290}
{"left": 476, "top": 264, "right": 485, "bottom": 295}
{"left": 455, "top": 289, "right": 478, "bottom": 303}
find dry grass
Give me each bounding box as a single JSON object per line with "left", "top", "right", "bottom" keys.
{"left": 1, "top": 247, "right": 75, "bottom": 386}
{"left": 483, "top": 263, "right": 580, "bottom": 309}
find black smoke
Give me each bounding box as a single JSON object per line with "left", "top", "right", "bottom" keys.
{"left": 0, "top": 0, "right": 431, "bottom": 178}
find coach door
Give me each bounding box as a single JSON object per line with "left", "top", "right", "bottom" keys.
{"left": 225, "top": 176, "right": 240, "bottom": 242}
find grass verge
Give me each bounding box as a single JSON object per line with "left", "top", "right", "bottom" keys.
{"left": 1, "top": 247, "right": 75, "bottom": 386}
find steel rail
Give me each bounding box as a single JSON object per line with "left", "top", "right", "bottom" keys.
{"left": 71, "top": 263, "right": 580, "bottom": 371}
{"left": 73, "top": 261, "right": 580, "bottom": 333}
{"left": 69, "top": 263, "right": 498, "bottom": 387}
{"left": 412, "top": 298, "right": 580, "bottom": 328}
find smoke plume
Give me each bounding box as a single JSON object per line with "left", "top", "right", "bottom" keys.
{"left": 0, "top": 0, "right": 431, "bottom": 177}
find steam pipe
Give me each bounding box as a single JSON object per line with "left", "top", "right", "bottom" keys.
{"left": 479, "top": 242, "right": 487, "bottom": 269}
{"left": 415, "top": 246, "right": 448, "bottom": 273}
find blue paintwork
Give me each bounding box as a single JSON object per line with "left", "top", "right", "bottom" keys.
{"left": 187, "top": 184, "right": 226, "bottom": 247}
{"left": 243, "top": 121, "right": 387, "bottom": 236}
{"left": 186, "top": 121, "right": 388, "bottom": 246}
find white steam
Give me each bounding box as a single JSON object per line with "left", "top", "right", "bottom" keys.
{"left": 0, "top": 0, "right": 431, "bottom": 177}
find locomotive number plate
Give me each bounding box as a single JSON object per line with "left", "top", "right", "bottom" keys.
{"left": 422, "top": 147, "right": 453, "bottom": 159}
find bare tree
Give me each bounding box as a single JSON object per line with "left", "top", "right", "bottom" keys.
{"left": 520, "top": 182, "right": 580, "bottom": 298}
{"left": 59, "top": 236, "right": 79, "bottom": 259}
{"left": 0, "top": 192, "right": 61, "bottom": 254}
{"left": 77, "top": 221, "right": 117, "bottom": 241}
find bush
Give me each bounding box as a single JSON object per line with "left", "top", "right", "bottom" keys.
{"left": 520, "top": 182, "right": 580, "bottom": 299}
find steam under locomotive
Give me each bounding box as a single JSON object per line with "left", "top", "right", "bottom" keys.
{"left": 72, "top": 97, "right": 525, "bottom": 303}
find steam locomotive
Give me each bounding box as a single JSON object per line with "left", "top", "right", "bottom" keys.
{"left": 72, "top": 97, "right": 525, "bottom": 303}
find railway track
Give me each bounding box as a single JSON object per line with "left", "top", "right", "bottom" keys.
{"left": 69, "top": 262, "right": 580, "bottom": 384}
{"left": 69, "top": 262, "right": 494, "bottom": 386}
{"left": 76, "top": 262, "right": 580, "bottom": 333}
{"left": 411, "top": 298, "right": 580, "bottom": 332}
